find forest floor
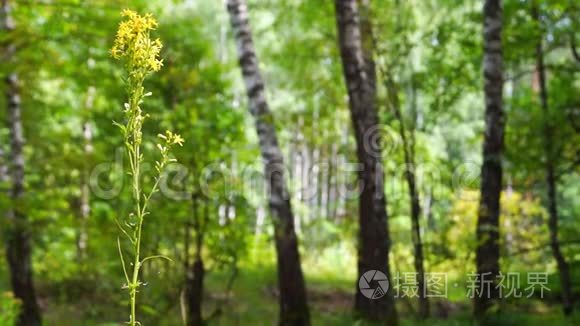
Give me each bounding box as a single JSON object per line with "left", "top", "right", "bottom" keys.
{"left": 37, "top": 263, "right": 580, "bottom": 325}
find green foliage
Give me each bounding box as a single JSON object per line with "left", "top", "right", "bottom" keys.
{"left": 0, "top": 0, "right": 578, "bottom": 324}
{"left": 440, "top": 190, "right": 549, "bottom": 273}
{"left": 0, "top": 292, "right": 21, "bottom": 326}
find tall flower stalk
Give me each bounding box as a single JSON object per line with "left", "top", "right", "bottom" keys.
{"left": 110, "top": 10, "right": 183, "bottom": 325}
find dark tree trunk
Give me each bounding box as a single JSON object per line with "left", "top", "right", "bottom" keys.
{"left": 358, "top": 0, "right": 376, "bottom": 94}
{"left": 186, "top": 257, "right": 204, "bottom": 326}
{"left": 385, "top": 75, "right": 429, "bottom": 319}
{"left": 226, "top": 1, "right": 310, "bottom": 324}
{"left": 532, "top": 4, "right": 573, "bottom": 316}
{"left": 2, "top": 1, "right": 42, "bottom": 325}
{"left": 405, "top": 151, "right": 429, "bottom": 320}
{"left": 334, "top": 0, "right": 398, "bottom": 323}
{"left": 5, "top": 68, "right": 43, "bottom": 326}
{"left": 186, "top": 194, "right": 205, "bottom": 325}
{"left": 475, "top": 0, "right": 504, "bottom": 318}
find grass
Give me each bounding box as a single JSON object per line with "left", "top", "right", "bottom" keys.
{"left": 3, "top": 243, "right": 577, "bottom": 325}
{"left": 35, "top": 262, "right": 580, "bottom": 325}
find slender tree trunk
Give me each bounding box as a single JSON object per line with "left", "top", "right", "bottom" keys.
{"left": 226, "top": 1, "right": 310, "bottom": 324}
{"left": 296, "top": 122, "right": 305, "bottom": 233}
{"left": 386, "top": 76, "right": 429, "bottom": 319}
{"left": 313, "top": 146, "right": 322, "bottom": 219}
{"left": 311, "top": 109, "right": 322, "bottom": 220}
{"left": 299, "top": 141, "right": 308, "bottom": 230}
{"left": 475, "top": 0, "right": 504, "bottom": 317}
{"left": 186, "top": 194, "right": 204, "bottom": 326}
{"left": 326, "top": 143, "right": 337, "bottom": 220}
{"left": 77, "top": 86, "right": 95, "bottom": 262}
{"left": 334, "top": 1, "right": 398, "bottom": 323}
{"left": 317, "top": 145, "right": 327, "bottom": 219}
{"left": 532, "top": 4, "right": 573, "bottom": 316}
{"left": 0, "top": 148, "right": 8, "bottom": 182}
{"left": 2, "top": 1, "right": 42, "bottom": 325}
{"left": 403, "top": 136, "right": 429, "bottom": 320}
{"left": 424, "top": 188, "right": 435, "bottom": 231}
{"left": 335, "top": 130, "right": 350, "bottom": 221}
{"left": 184, "top": 220, "right": 191, "bottom": 271}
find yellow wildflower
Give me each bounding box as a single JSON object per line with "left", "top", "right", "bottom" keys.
{"left": 172, "top": 134, "right": 185, "bottom": 146}
{"left": 158, "top": 130, "right": 184, "bottom": 147}
{"left": 110, "top": 9, "right": 163, "bottom": 75}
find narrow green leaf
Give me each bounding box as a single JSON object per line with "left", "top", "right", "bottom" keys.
{"left": 141, "top": 255, "right": 173, "bottom": 266}
{"left": 117, "top": 237, "right": 130, "bottom": 285}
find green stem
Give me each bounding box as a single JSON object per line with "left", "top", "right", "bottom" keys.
{"left": 128, "top": 89, "right": 143, "bottom": 326}
{"left": 122, "top": 74, "right": 175, "bottom": 326}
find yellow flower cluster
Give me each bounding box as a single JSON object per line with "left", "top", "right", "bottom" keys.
{"left": 110, "top": 9, "right": 163, "bottom": 74}
{"left": 158, "top": 130, "right": 184, "bottom": 148}
{"left": 155, "top": 131, "right": 184, "bottom": 172}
